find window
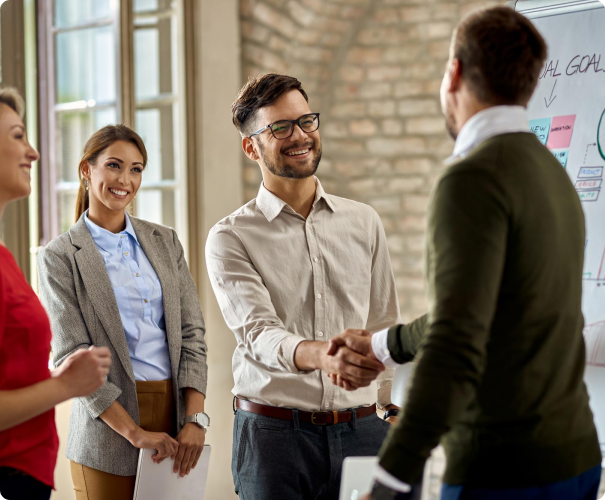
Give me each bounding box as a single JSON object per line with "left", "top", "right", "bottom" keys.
{"left": 39, "top": 0, "right": 191, "bottom": 256}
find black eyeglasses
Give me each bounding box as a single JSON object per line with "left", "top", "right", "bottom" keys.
{"left": 248, "top": 113, "right": 320, "bottom": 140}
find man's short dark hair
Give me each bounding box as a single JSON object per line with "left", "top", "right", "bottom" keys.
{"left": 232, "top": 73, "right": 309, "bottom": 135}
{"left": 453, "top": 6, "right": 547, "bottom": 106}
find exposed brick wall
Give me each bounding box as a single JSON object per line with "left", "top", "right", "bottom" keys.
{"left": 240, "top": 0, "right": 502, "bottom": 322}
{"left": 239, "top": 1, "right": 605, "bottom": 498}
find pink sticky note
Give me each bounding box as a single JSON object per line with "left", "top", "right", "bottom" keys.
{"left": 547, "top": 115, "right": 576, "bottom": 149}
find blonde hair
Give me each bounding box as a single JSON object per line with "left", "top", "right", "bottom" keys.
{"left": 0, "top": 86, "right": 25, "bottom": 118}
{"left": 75, "top": 124, "right": 148, "bottom": 222}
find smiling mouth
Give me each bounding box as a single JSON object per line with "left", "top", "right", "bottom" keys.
{"left": 109, "top": 188, "right": 129, "bottom": 197}
{"left": 284, "top": 147, "right": 313, "bottom": 157}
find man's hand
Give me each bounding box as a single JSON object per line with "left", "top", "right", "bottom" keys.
{"left": 294, "top": 340, "right": 385, "bottom": 389}
{"left": 173, "top": 423, "right": 206, "bottom": 477}
{"left": 327, "top": 329, "right": 377, "bottom": 360}
{"left": 325, "top": 329, "right": 380, "bottom": 390}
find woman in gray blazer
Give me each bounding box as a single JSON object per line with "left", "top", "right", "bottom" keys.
{"left": 38, "top": 125, "right": 209, "bottom": 500}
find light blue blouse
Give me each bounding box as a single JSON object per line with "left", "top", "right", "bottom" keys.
{"left": 84, "top": 212, "right": 172, "bottom": 381}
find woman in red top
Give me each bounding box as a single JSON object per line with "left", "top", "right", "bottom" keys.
{"left": 0, "top": 87, "right": 112, "bottom": 500}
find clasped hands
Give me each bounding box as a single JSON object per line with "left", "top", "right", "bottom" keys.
{"left": 324, "top": 329, "right": 382, "bottom": 392}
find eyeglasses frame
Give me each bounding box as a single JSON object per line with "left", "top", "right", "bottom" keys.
{"left": 248, "top": 113, "right": 321, "bottom": 140}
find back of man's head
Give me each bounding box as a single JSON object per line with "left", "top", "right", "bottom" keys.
{"left": 452, "top": 6, "right": 547, "bottom": 106}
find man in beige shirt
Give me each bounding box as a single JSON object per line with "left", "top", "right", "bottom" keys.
{"left": 205, "top": 73, "right": 401, "bottom": 500}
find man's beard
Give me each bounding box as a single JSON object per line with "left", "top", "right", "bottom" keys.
{"left": 444, "top": 106, "right": 457, "bottom": 140}
{"left": 258, "top": 140, "right": 322, "bottom": 179}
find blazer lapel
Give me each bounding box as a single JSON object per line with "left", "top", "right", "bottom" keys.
{"left": 70, "top": 217, "right": 136, "bottom": 382}
{"left": 130, "top": 217, "right": 182, "bottom": 375}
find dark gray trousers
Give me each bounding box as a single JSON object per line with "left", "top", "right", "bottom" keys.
{"left": 231, "top": 408, "right": 391, "bottom": 500}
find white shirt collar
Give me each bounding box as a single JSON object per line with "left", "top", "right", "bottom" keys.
{"left": 448, "top": 105, "right": 531, "bottom": 163}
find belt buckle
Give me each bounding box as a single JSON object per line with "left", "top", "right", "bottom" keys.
{"left": 311, "top": 410, "right": 328, "bottom": 425}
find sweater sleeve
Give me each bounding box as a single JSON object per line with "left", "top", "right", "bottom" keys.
{"left": 378, "top": 166, "right": 510, "bottom": 484}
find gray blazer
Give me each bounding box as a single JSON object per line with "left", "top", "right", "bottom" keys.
{"left": 38, "top": 215, "right": 208, "bottom": 476}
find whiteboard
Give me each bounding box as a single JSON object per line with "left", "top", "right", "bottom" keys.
{"left": 519, "top": 0, "right": 605, "bottom": 456}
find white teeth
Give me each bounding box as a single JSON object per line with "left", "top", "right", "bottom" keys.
{"left": 110, "top": 188, "right": 128, "bottom": 196}
{"left": 286, "top": 149, "right": 310, "bottom": 156}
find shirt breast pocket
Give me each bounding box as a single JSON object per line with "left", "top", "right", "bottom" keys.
{"left": 113, "top": 286, "right": 137, "bottom": 333}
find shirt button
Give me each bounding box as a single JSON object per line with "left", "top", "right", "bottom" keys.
{"left": 325, "top": 403, "right": 329, "bottom": 408}
{"left": 318, "top": 331, "right": 324, "bottom": 337}
{"left": 317, "top": 294, "right": 322, "bottom": 299}
{"left": 144, "top": 299, "right": 149, "bottom": 303}
{"left": 135, "top": 273, "right": 139, "bottom": 277}
{"left": 313, "top": 257, "right": 318, "bottom": 262}
{"left": 120, "top": 235, "right": 124, "bottom": 238}
{"left": 124, "top": 252, "right": 129, "bottom": 256}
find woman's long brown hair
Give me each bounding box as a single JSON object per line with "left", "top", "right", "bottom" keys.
{"left": 75, "top": 124, "right": 148, "bottom": 223}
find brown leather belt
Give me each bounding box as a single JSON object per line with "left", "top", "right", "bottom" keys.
{"left": 235, "top": 398, "right": 376, "bottom": 426}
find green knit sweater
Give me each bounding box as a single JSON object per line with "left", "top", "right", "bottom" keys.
{"left": 381, "top": 133, "right": 601, "bottom": 488}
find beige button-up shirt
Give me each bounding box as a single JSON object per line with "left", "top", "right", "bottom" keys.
{"left": 205, "top": 178, "right": 400, "bottom": 411}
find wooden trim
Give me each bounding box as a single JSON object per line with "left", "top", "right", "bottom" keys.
{"left": 183, "top": 0, "right": 201, "bottom": 289}
{"left": 0, "top": 0, "right": 30, "bottom": 279}
{"left": 118, "top": 0, "right": 135, "bottom": 128}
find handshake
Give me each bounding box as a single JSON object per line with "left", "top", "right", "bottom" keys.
{"left": 324, "top": 329, "right": 384, "bottom": 392}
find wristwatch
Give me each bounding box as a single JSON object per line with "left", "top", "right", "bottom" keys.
{"left": 370, "top": 481, "right": 411, "bottom": 500}
{"left": 183, "top": 412, "right": 210, "bottom": 433}
{"left": 383, "top": 408, "right": 400, "bottom": 420}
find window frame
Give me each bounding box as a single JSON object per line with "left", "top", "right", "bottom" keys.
{"left": 36, "top": 0, "right": 201, "bottom": 286}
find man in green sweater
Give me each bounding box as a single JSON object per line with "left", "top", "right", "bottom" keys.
{"left": 328, "top": 6, "right": 602, "bottom": 500}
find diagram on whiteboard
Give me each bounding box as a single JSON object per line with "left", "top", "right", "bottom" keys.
{"left": 526, "top": 5, "right": 605, "bottom": 448}
{"left": 585, "top": 321, "right": 605, "bottom": 367}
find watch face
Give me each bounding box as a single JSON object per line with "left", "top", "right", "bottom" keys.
{"left": 196, "top": 412, "right": 210, "bottom": 427}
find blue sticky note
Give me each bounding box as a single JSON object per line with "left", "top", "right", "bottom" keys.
{"left": 551, "top": 149, "right": 569, "bottom": 168}
{"left": 529, "top": 118, "right": 552, "bottom": 145}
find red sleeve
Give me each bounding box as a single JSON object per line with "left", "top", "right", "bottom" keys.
{"left": 0, "top": 259, "right": 6, "bottom": 349}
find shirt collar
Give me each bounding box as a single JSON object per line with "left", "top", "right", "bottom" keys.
{"left": 448, "top": 105, "right": 530, "bottom": 163}
{"left": 84, "top": 211, "right": 139, "bottom": 254}
{"left": 256, "top": 177, "right": 336, "bottom": 223}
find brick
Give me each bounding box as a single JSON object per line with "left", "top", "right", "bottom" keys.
{"left": 368, "top": 196, "right": 401, "bottom": 215}
{"left": 325, "top": 140, "right": 365, "bottom": 155}
{"left": 387, "top": 234, "right": 406, "bottom": 254}
{"left": 367, "top": 137, "right": 426, "bottom": 156}
{"left": 372, "top": 7, "right": 401, "bottom": 24}
{"left": 243, "top": 45, "right": 287, "bottom": 73}
{"left": 394, "top": 82, "right": 424, "bottom": 98}
{"left": 323, "top": 122, "right": 349, "bottom": 139}
{"left": 401, "top": 255, "right": 424, "bottom": 273}
{"left": 383, "top": 44, "right": 423, "bottom": 63}
{"left": 429, "top": 40, "right": 451, "bottom": 58}
{"left": 400, "top": 6, "right": 430, "bottom": 22}
{"left": 386, "top": 176, "right": 425, "bottom": 193}
{"left": 368, "top": 66, "right": 403, "bottom": 82}
{"left": 253, "top": 3, "right": 298, "bottom": 39}
{"left": 406, "top": 117, "right": 445, "bottom": 134}
{"left": 403, "top": 195, "right": 430, "bottom": 213}
{"left": 241, "top": 21, "right": 270, "bottom": 44}
{"left": 321, "top": 33, "right": 342, "bottom": 48}
{"left": 432, "top": 3, "right": 459, "bottom": 20}
{"left": 398, "top": 215, "right": 427, "bottom": 231}
{"left": 335, "top": 83, "right": 392, "bottom": 100}
{"left": 381, "top": 118, "right": 404, "bottom": 136}
{"left": 296, "top": 46, "right": 333, "bottom": 63}
{"left": 368, "top": 100, "right": 396, "bottom": 117}
{"left": 330, "top": 102, "right": 366, "bottom": 118}
{"left": 426, "top": 21, "right": 453, "bottom": 39}
{"left": 347, "top": 48, "right": 383, "bottom": 65}
{"left": 395, "top": 158, "right": 432, "bottom": 174}
{"left": 396, "top": 275, "right": 426, "bottom": 291}
{"left": 348, "top": 177, "right": 380, "bottom": 194}
{"left": 339, "top": 66, "right": 365, "bottom": 83}
{"left": 350, "top": 119, "right": 378, "bottom": 136}
{"left": 406, "top": 234, "right": 426, "bottom": 252}
{"left": 358, "top": 28, "right": 408, "bottom": 46}
{"left": 240, "top": 0, "right": 253, "bottom": 18}
{"left": 398, "top": 99, "right": 439, "bottom": 116}
{"left": 244, "top": 164, "right": 262, "bottom": 185}
{"left": 297, "top": 29, "right": 323, "bottom": 45}
{"left": 287, "top": 1, "right": 316, "bottom": 27}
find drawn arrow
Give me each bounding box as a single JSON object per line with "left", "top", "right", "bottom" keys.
{"left": 544, "top": 79, "right": 557, "bottom": 108}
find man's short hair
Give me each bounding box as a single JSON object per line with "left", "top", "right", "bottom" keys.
{"left": 232, "top": 73, "right": 309, "bottom": 135}
{"left": 0, "top": 86, "right": 25, "bottom": 118}
{"left": 452, "top": 6, "right": 547, "bottom": 106}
